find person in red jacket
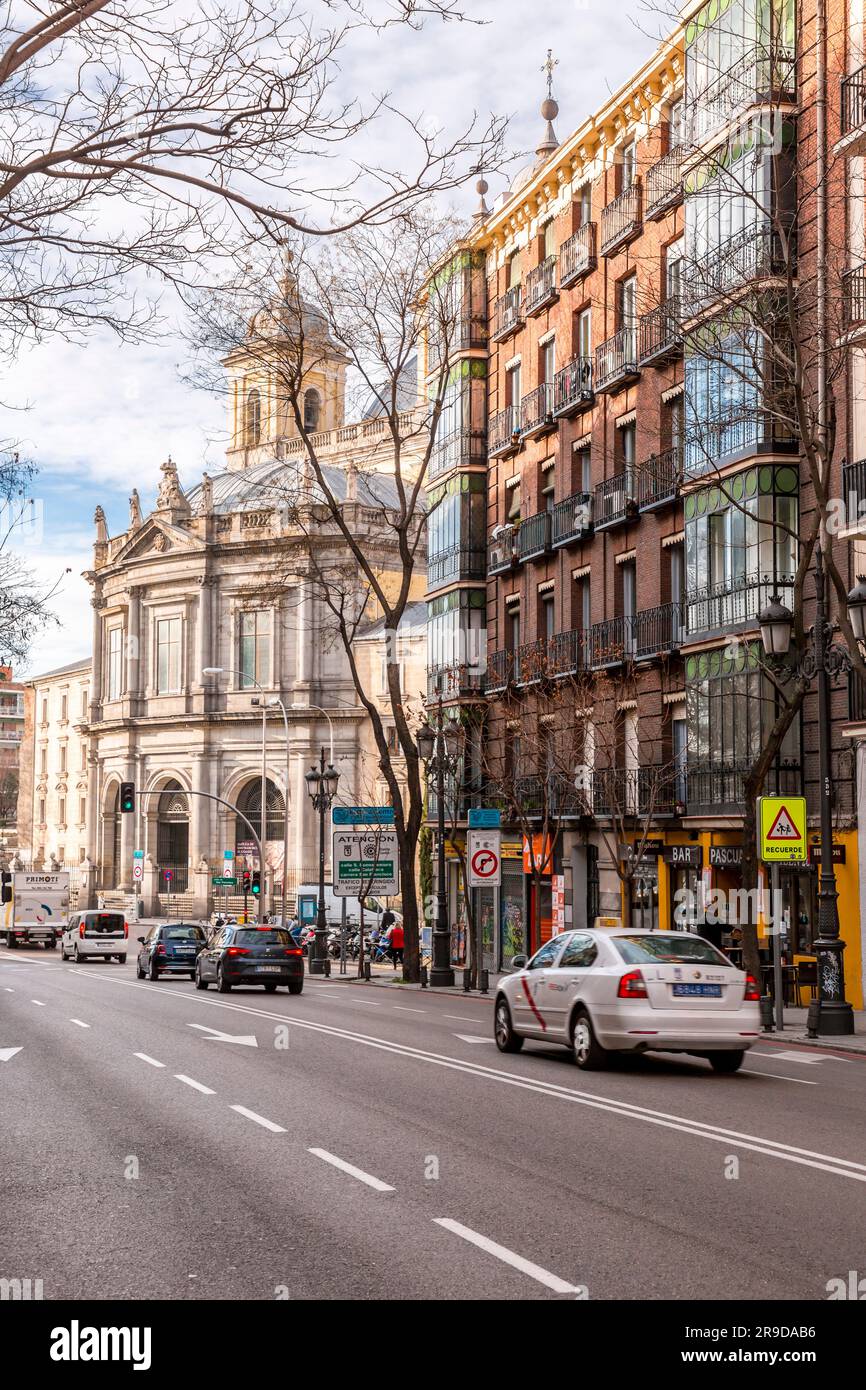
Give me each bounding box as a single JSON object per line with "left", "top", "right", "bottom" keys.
{"left": 387, "top": 920, "right": 404, "bottom": 968}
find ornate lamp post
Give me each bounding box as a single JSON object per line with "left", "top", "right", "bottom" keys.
{"left": 757, "top": 547, "right": 866, "bottom": 1036}
{"left": 305, "top": 748, "right": 340, "bottom": 975}
{"left": 416, "top": 698, "right": 464, "bottom": 988}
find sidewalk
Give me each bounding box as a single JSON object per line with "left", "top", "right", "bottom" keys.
{"left": 322, "top": 961, "right": 501, "bottom": 1000}
{"left": 762, "top": 1005, "right": 866, "bottom": 1055}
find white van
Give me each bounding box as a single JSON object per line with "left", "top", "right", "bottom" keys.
{"left": 60, "top": 910, "right": 129, "bottom": 963}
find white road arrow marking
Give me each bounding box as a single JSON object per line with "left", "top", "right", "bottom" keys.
{"left": 757, "top": 1049, "right": 822, "bottom": 1065}
{"left": 0, "top": 1047, "right": 22, "bottom": 1062}
{"left": 455, "top": 1033, "right": 495, "bottom": 1045}
{"left": 188, "top": 1022, "right": 258, "bottom": 1047}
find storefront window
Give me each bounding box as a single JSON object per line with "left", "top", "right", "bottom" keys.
{"left": 500, "top": 860, "right": 526, "bottom": 969}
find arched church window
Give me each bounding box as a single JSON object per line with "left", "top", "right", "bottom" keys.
{"left": 303, "top": 388, "right": 321, "bottom": 432}
{"left": 237, "top": 778, "right": 286, "bottom": 845}
{"left": 245, "top": 388, "right": 262, "bottom": 446}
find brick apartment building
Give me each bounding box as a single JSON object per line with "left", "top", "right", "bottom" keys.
{"left": 424, "top": 0, "right": 866, "bottom": 1007}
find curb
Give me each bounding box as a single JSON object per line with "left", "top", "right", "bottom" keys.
{"left": 761, "top": 1030, "right": 866, "bottom": 1058}
{"left": 317, "top": 973, "right": 496, "bottom": 1001}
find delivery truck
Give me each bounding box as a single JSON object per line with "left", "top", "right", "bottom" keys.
{"left": 2, "top": 870, "right": 70, "bottom": 949}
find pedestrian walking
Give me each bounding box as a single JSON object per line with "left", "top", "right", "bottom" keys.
{"left": 388, "top": 920, "right": 404, "bottom": 969}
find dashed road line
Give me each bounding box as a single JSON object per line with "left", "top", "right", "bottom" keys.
{"left": 230, "top": 1105, "right": 285, "bottom": 1134}
{"left": 309, "top": 1147, "right": 395, "bottom": 1192}
{"left": 69, "top": 1019, "right": 90, "bottom": 1029}
{"left": 445, "top": 1014, "right": 483, "bottom": 1024}
{"left": 393, "top": 1005, "right": 427, "bottom": 1014}
{"left": 742, "top": 1068, "right": 817, "bottom": 1085}
{"left": 174, "top": 1074, "right": 216, "bottom": 1095}
{"left": 133, "top": 1053, "right": 165, "bottom": 1068}
{"left": 434, "top": 1219, "right": 582, "bottom": 1294}
{"left": 30, "top": 999, "right": 45, "bottom": 1006}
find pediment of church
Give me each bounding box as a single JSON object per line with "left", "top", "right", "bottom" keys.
{"left": 112, "top": 517, "right": 202, "bottom": 565}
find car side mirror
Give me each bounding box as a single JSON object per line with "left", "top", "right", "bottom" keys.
{"left": 511, "top": 954, "right": 528, "bottom": 971}
{"left": 137, "top": 936, "right": 145, "bottom": 944}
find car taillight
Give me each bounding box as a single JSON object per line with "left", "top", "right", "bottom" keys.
{"left": 617, "top": 969, "right": 648, "bottom": 999}
{"left": 156, "top": 943, "right": 166, "bottom": 956}
{"left": 124, "top": 922, "right": 129, "bottom": 938}
{"left": 79, "top": 923, "right": 85, "bottom": 938}
{"left": 226, "top": 946, "right": 249, "bottom": 957}
{"left": 284, "top": 948, "right": 302, "bottom": 957}
{"left": 743, "top": 973, "right": 761, "bottom": 1001}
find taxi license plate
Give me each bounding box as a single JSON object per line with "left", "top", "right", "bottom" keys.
{"left": 256, "top": 965, "right": 282, "bottom": 973}
{"left": 672, "top": 983, "right": 722, "bottom": 998}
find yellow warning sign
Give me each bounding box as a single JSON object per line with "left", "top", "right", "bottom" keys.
{"left": 758, "top": 795, "right": 807, "bottom": 863}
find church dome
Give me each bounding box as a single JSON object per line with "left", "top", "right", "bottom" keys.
{"left": 186, "top": 456, "right": 403, "bottom": 516}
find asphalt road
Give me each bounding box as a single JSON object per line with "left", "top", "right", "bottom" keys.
{"left": 2, "top": 943, "right": 865, "bottom": 1301}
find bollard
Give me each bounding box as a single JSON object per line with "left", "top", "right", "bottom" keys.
{"left": 364, "top": 960, "right": 371, "bottom": 982}
{"left": 324, "top": 957, "right": 331, "bottom": 978}
{"left": 759, "top": 995, "right": 774, "bottom": 1031}
{"left": 463, "top": 968, "right": 471, "bottom": 992}
{"left": 479, "top": 968, "right": 489, "bottom": 995}
{"left": 420, "top": 964, "right": 428, "bottom": 989}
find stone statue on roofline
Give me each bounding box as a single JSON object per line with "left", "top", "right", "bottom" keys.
{"left": 155, "top": 456, "right": 190, "bottom": 516}
{"left": 129, "top": 488, "right": 143, "bottom": 530}
{"left": 196, "top": 472, "right": 214, "bottom": 516}
{"left": 93, "top": 506, "right": 108, "bottom": 543}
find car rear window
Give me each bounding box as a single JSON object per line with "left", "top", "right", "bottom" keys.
{"left": 613, "top": 934, "right": 732, "bottom": 967}
{"left": 163, "top": 926, "right": 205, "bottom": 941}
{"left": 235, "top": 929, "right": 292, "bottom": 947}
{"left": 85, "top": 914, "right": 125, "bottom": 933}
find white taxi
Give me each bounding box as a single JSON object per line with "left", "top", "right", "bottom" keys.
{"left": 494, "top": 929, "right": 762, "bottom": 1073}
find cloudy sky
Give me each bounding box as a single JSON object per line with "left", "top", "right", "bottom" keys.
{"left": 5, "top": 0, "right": 656, "bottom": 677}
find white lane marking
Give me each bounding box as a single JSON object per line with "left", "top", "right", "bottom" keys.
{"left": 230, "top": 1105, "right": 285, "bottom": 1134}
{"left": 742, "top": 1068, "right": 817, "bottom": 1085}
{"left": 188, "top": 1022, "right": 258, "bottom": 1047}
{"left": 4, "top": 987, "right": 13, "bottom": 992}
{"left": 133, "top": 1053, "right": 165, "bottom": 1068}
{"left": 75, "top": 972, "right": 866, "bottom": 1184}
{"left": 308, "top": 1147, "right": 395, "bottom": 1192}
{"left": 434, "top": 1219, "right": 581, "bottom": 1295}
{"left": 755, "top": 1050, "right": 822, "bottom": 1066}
{"left": 444, "top": 1014, "right": 484, "bottom": 1024}
{"left": 393, "top": 1006, "right": 427, "bottom": 1014}
{"left": 174, "top": 1074, "right": 216, "bottom": 1095}
{"left": 455, "top": 1033, "right": 496, "bottom": 1044}
{"left": 0, "top": 1047, "right": 23, "bottom": 1062}
{"left": 30, "top": 999, "right": 45, "bottom": 1006}
{"left": 69, "top": 1019, "right": 90, "bottom": 1029}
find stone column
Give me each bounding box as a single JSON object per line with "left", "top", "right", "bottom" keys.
{"left": 118, "top": 758, "right": 136, "bottom": 889}
{"left": 89, "top": 591, "right": 103, "bottom": 725}
{"left": 294, "top": 579, "right": 311, "bottom": 692}
{"left": 195, "top": 576, "right": 212, "bottom": 692}
{"left": 126, "top": 587, "right": 141, "bottom": 707}
{"left": 189, "top": 754, "right": 211, "bottom": 916}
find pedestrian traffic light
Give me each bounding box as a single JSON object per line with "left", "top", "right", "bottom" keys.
{"left": 241, "top": 870, "right": 251, "bottom": 894}
{"left": 120, "top": 782, "right": 135, "bottom": 814}
{"left": 251, "top": 871, "right": 261, "bottom": 897}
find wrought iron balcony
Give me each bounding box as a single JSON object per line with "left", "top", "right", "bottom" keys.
{"left": 519, "top": 382, "right": 555, "bottom": 437}
{"left": 686, "top": 572, "right": 795, "bottom": 637}
{"left": 587, "top": 615, "right": 629, "bottom": 669}
{"left": 590, "top": 766, "right": 677, "bottom": 820}
{"left": 429, "top": 426, "right": 487, "bottom": 479}
{"left": 488, "top": 525, "right": 520, "bottom": 575}
{"left": 636, "top": 445, "right": 683, "bottom": 511}
{"left": 517, "top": 509, "right": 552, "bottom": 561}
{"left": 682, "top": 222, "right": 794, "bottom": 316}
{"left": 638, "top": 297, "right": 682, "bottom": 367}
{"left": 427, "top": 544, "right": 487, "bottom": 590}
{"left": 551, "top": 490, "right": 593, "bottom": 547}
{"left": 593, "top": 471, "right": 637, "bottom": 530}
{"left": 645, "top": 149, "right": 683, "bottom": 220}
{"left": 559, "top": 223, "right": 597, "bottom": 286}
{"left": 843, "top": 457, "right": 866, "bottom": 526}
{"left": 514, "top": 638, "right": 548, "bottom": 687}
{"left": 484, "top": 648, "right": 514, "bottom": 695}
{"left": 595, "top": 327, "right": 639, "bottom": 393}
{"left": 632, "top": 602, "right": 684, "bottom": 660}
{"left": 525, "top": 256, "right": 557, "bottom": 315}
{"left": 516, "top": 772, "right": 585, "bottom": 819}
{"left": 488, "top": 405, "right": 520, "bottom": 457}
{"left": 427, "top": 666, "right": 485, "bottom": 702}
{"left": 685, "top": 760, "right": 801, "bottom": 817}
{"left": 840, "top": 63, "right": 866, "bottom": 153}
{"left": 684, "top": 46, "right": 796, "bottom": 148}
{"left": 491, "top": 286, "right": 523, "bottom": 341}
{"left": 553, "top": 355, "right": 594, "bottom": 417}
{"left": 600, "top": 180, "right": 642, "bottom": 257}
{"left": 843, "top": 264, "right": 866, "bottom": 330}
{"left": 548, "top": 627, "right": 588, "bottom": 679}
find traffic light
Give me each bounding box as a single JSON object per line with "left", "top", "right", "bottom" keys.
{"left": 120, "top": 782, "right": 135, "bottom": 814}
{"left": 251, "top": 871, "right": 261, "bottom": 897}
{"left": 241, "top": 870, "right": 251, "bottom": 894}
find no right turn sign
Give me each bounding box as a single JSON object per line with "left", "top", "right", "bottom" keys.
{"left": 468, "top": 830, "right": 502, "bottom": 888}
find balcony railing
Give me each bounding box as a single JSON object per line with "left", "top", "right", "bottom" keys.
{"left": 488, "top": 404, "right": 520, "bottom": 457}
{"left": 428, "top": 315, "right": 488, "bottom": 371}
{"left": 595, "top": 327, "right": 639, "bottom": 393}
{"left": 684, "top": 408, "right": 797, "bottom": 477}
{"left": 591, "top": 766, "right": 677, "bottom": 819}
{"left": 553, "top": 355, "right": 594, "bottom": 416}
{"left": 519, "top": 382, "right": 554, "bottom": 436}
{"left": 588, "top": 615, "right": 629, "bottom": 669}
{"left": 593, "top": 471, "right": 637, "bottom": 530}
{"left": 683, "top": 222, "right": 793, "bottom": 315}
{"left": 843, "top": 264, "right": 866, "bottom": 329}
{"left": 516, "top": 773, "right": 585, "bottom": 819}
{"left": 632, "top": 602, "right": 684, "bottom": 660}
{"left": 841, "top": 63, "right": 866, "bottom": 139}
{"left": 514, "top": 639, "right": 548, "bottom": 687}
{"left": 427, "top": 666, "right": 485, "bottom": 703}
{"left": 517, "top": 509, "right": 552, "bottom": 561}
{"left": 686, "top": 573, "right": 795, "bottom": 637}
{"left": 849, "top": 669, "right": 866, "bottom": 723}
{"left": 429, "top": 427, "right": 487, "bottom": 479}
{"left": 484, "top": 649, "right": 514, "bottom": 695}
{"left": 645, "top": 149, "right": 683, "bottom": 219}
{"left": 488, "top": 525, "right": 520, "bottom": 575}
{"left": 559, "top": 223, "right": 597, "bottom": 286}
{"left": 548, "top": 627, "right": 588, "bottom": 678}
{"left": 638, "top": 298, "right": 682, "bottom": 366}
{"left": 427, "top": 544, "right": 487, "bottom": 590}
{"left": 551, "top": 490, "right": 593, "bottom": 547}
{"left": 525, "top": 256, "right": 557, "bottom": 315}
{"left": 685, "top": 760, "right": 801, "bottom": 816}
{"left": 843, "top": 458, "right": 866, "bottom": 522}
{"left": 684, "top": 46, "right": 796, "bottom": 147}
{"left": 600, "top": 180, "right": 642, "bottom": 256}
{"left": 492, "top": 286, "right": 523, "bottom": 341}
{"left": 636, "top": 445, "right": 683, "bottom": 511}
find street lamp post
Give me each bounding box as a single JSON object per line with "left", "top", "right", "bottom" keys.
{"left": 305, "top": 748, "right": 340, "bottom": 975}
{"left": 757, "top": 546, "right": 865, "bottom": 1037}
{"left": 202, "top": 666, "right": 270, "bottom": 917}
{"left": 268, "top": 699, "right": 291, "bottom": 928}
{"left": 416, "top": 698, "right": 464, "bottom": 989}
